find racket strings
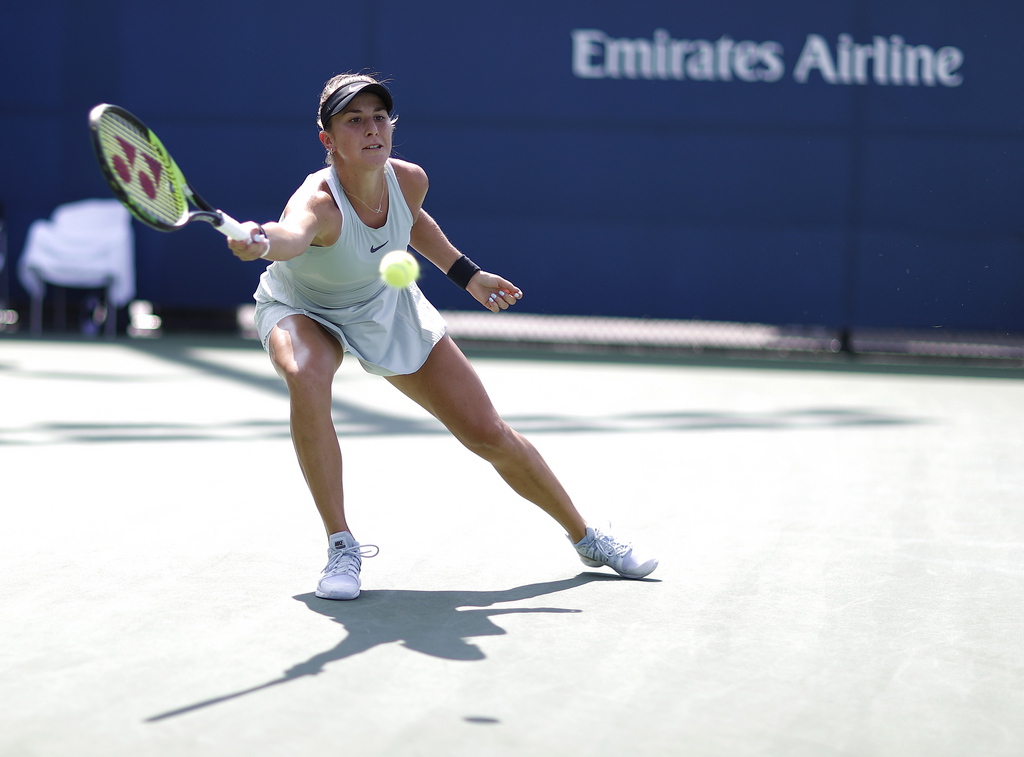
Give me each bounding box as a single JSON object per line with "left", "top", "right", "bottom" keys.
{"left": 95, "top": 113, "right": 186, "bottom": 226}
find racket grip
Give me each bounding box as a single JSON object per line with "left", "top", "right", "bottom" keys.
{"left": 214, "top": 212, "right": 252, "bottom": 242}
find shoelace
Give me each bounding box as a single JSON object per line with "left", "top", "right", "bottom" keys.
{"left": 323, "top": 543, "right": 380, "bottom": 577}
{"left": 590, "top": 530, "right": 631, "bottom": 559}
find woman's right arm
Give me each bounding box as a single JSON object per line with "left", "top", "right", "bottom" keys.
{"left": 228, "top": 173, "right": 340, "bottom": 262}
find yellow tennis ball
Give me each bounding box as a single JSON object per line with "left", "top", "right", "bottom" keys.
{"left": 379, "top": 250, "right": 420, "bottom": 289}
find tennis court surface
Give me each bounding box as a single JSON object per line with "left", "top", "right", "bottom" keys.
{"left": 2, "top": 335, "right": 1022, "bottom": 756}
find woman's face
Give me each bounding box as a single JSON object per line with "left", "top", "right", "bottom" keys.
{"left": 321, "top": 91, "right": 393, "bottom": 169}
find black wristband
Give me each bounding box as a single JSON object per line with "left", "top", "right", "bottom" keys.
{"left": 446, "top": 254, "right": 481, "bottom": 290}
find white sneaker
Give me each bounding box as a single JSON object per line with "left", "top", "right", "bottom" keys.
{"left": 316, "top": 531, "right": 379, "bottom": 600}
{"left": 570, "top": 526, "right": 658, "bottom": 579}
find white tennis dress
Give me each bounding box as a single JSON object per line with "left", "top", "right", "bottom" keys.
{"left": 253, "top": 161, "right": 447, "bottom": 376}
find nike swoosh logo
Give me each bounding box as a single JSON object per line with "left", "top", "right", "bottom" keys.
{"left": 370, "top": 242, "right": 389, "bottom": 254}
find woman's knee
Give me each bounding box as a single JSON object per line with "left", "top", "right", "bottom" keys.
{"left": 458, "top": 417, "right": 522, "bottom": 460}
{"left": 268, "top": 321, "right": 341, "bottom": 393}
{"left": 280, "top": 358, "right": 335, "bottom": 398}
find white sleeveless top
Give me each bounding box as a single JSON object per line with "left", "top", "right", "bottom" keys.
{"left": 252, "top": 161, "right": 447, "bottom": 376}
{"left": 264, "top": 162, "right": 412, "bottom": 308}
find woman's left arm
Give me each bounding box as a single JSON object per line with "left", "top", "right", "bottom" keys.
{"left": 412, "top": 207, "right": 523, "bottom": 312}
{"left": 395, "top": 161, "right": 522, "bottom": 312}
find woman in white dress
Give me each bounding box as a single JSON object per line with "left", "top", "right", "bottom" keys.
{"left": 227, "top": 73, "right": 658, "bottom": 600}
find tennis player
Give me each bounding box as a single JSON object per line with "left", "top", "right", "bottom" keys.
{"left": 227, "top": 73, "right": 658, "bottom": 599}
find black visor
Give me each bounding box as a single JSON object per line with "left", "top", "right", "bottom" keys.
{"left": 320, "top": 81, "right": 394, "bottom": 128}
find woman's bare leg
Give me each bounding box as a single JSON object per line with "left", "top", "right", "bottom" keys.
{"left": 267, "top": 315, "right": 349, "bottom": 536}
{"left": 386, "top": 335, "right": 587, "bottom": 542}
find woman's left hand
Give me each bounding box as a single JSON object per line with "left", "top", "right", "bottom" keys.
{"left": 468, "top": 272, "right": 524, "bottom": 313}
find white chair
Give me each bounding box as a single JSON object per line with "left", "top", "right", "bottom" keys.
{"left": 18, "top": 199, "right": 135, "bottom": 337}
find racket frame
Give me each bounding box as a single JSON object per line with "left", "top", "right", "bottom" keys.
{"left": 88, "top": 104, "right": 249, "bottom": 241}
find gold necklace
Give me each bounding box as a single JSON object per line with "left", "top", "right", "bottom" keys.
{"left": 343, "top": 178, "right": 387, "bottom": 214}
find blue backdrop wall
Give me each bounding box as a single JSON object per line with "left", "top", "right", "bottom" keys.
{"left": 1, "top": 0, "right": 1022, "bottom": 331}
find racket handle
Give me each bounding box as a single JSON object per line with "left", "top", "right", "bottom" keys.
{"left": 213, "top": 211, "right": 251, "bottom": 242}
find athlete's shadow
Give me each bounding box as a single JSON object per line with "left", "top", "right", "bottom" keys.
{"left": 147, "top": 572, "right": 626, "bottom": 721}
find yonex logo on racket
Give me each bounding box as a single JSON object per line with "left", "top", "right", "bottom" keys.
{"left": 111, "top": 137, "right": 164, "bottom": 201}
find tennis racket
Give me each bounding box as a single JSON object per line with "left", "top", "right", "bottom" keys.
{"left": 88, "top": 103, "right": 253, "bottom": 241}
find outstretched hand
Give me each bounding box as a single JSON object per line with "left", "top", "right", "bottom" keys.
{"left": 468, "top": 271, "right": 523, "bottom": 313}
{"left": 227, "top": 222, "right": 271, "bottom": 261}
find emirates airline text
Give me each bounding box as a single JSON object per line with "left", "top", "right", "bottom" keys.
{"left": 571, "top": 30, "right": 964, "bottom": 87}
